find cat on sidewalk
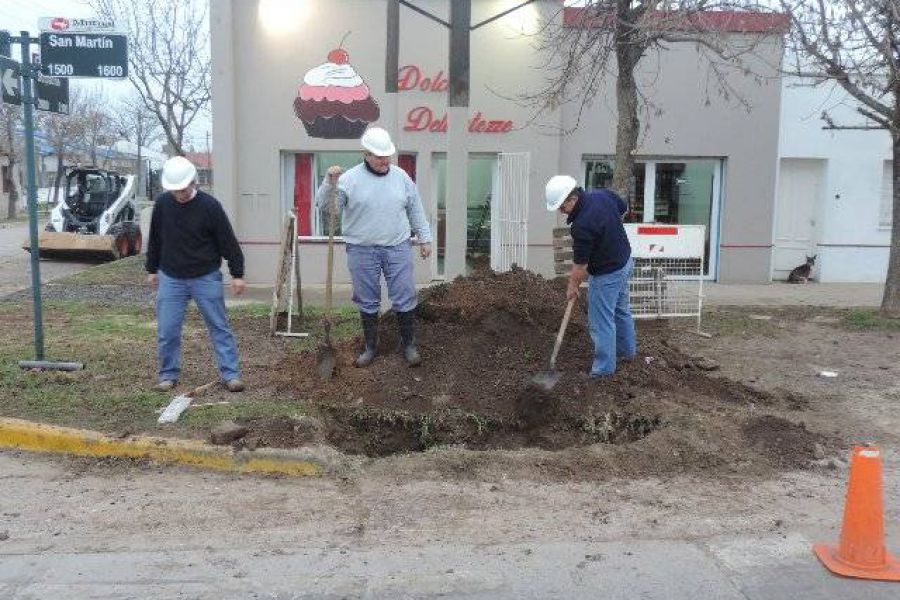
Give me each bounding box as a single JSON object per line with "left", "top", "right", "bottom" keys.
{"left": 787, "top": 255, "right": 816, "bottom": 283}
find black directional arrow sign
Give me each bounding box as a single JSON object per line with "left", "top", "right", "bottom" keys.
{"left": 0, "top": 55, "right": 22, "bottom": 105}
{"left": 36, "top": 73, "right": 69, "bottom": 114}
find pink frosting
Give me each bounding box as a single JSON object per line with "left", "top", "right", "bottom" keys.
{"left": 299, "top": 83, "right": 370, "bottom": 103}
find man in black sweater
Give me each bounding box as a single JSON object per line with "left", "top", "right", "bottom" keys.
{"left": 145, "top": 156, "right": 246, "bottom": 393}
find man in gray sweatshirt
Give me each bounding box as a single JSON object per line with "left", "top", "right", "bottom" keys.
{"left": 316, "top": 127, "right": 432, "bottom": 367}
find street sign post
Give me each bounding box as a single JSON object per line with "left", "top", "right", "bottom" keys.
{"left": 0, "top": 55, "right": 21, "bottom": 106}
{"left": 35, "top": 73, "right": 69, "bottom": 114}
{"left": 39, "top": 32, "right": 128, "bottom": 78}
{"left": 0, "top": 30, "right": 10, "bottom": 57}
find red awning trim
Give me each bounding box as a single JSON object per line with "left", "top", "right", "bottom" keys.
{"left": 563, "top": 8, "right": 790, "bottom": 34}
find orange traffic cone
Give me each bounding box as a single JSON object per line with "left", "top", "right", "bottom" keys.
{"left": 813, "top": 445, "right": 900, "bottom": 581}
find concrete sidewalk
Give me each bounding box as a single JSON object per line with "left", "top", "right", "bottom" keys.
{"left": 236, "top": 281, "right": 886, "bottom": 309}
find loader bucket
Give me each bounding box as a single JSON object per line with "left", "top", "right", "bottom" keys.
{"left": 23, "top": 232, "right": 120, "bottom": 262}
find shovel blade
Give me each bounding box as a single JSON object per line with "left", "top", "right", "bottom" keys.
{"left": 316, "top": 346, "right": 336, "bottom": 380}
{"left": 530, "top": 370, "right": 560, "bottom": 391}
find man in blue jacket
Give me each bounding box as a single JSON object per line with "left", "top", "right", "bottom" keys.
{"left": 546, "top": 175, "right": 636, "bottom": 377}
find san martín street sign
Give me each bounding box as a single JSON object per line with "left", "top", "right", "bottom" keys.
{"left": 38, "top": 17, "right": 127, "bottom": 78}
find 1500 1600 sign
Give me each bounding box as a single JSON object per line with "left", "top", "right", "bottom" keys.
{"left": 38, "top": 32, "right": 128, "bottom": 79}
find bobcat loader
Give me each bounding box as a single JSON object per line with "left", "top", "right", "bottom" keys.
{"left": 24, "top": 166, "right": 142, "bottom": 261}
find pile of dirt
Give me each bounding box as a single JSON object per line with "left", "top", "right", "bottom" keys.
{"left": 239, "top": 268, "right": 830, "bottom": 477}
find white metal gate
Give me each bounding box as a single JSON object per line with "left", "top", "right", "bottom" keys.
{"left": 491, "top": 152, "right": 529, "bottom": 271}
{"left": 626, "top": 224, "right": 706, "bottom": 331}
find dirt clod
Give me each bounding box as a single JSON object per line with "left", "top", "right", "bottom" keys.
{"left": 209, "top": 421, "right": 249, "bottom": 445}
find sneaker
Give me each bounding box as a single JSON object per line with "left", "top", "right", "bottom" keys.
{"left": 153, "top": 380, "right": 177, "bottom": 392}
{"left": 224, "top": 378, "right": 246, "bottom": 392}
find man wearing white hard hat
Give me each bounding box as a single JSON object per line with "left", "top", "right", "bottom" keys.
{"left": 546, "top": 175, "right": 636, "bottom": 377}
{"left": 145, "top": 155, "right": 246, "bottom": 393}
{"left": 316, "top": 126, "right": 432, "bottom": 367}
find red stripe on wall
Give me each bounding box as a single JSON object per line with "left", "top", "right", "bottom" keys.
{"left": 637, "top": 226, "right": 678, "bottom": 235}
{"left": 294, "top": 153, "right": 312, "bottom": 236}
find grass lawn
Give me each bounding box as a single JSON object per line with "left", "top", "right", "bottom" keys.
{"left": 2, "top": 256, "right": 358, "bottom": 438}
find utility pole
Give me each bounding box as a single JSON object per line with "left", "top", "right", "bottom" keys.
{"left": 205, "top": 129, "right": 211, "bottom": 186}
{"left": 388, "top": 0, "right": 538, "bottom": 278}
{"left": 18, "top": 31, "right": 45, "bottom": 361}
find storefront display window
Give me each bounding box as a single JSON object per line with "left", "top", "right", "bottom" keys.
{"left": 583, "top": 157, "right": 722, "bottom": 276}
{"left": 284, "top": 151, "right": 417, "bottom": 237}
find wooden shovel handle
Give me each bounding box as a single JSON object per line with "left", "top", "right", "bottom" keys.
{"left": 549, "top": 298, "right": 576, "bottom": 370}
{"left": 325, "top": 185, "right": 337, "bottom": 317}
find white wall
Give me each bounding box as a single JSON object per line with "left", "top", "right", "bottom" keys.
{"left": 777, "top": 77, "right": 892, "bottom": 282}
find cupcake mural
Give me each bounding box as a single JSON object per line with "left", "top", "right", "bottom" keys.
{"left": 293, "top": 35, "right": 380, "bottom": 139}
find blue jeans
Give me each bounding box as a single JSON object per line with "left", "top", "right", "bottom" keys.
{"left": 156, "top": 269, "right": 241, "bottom": 382}
{"left": 587, "top": 258, "right": 636, "bottom": 377}
{"left": 346, "top": 242, "right": 417, "bottom": 315}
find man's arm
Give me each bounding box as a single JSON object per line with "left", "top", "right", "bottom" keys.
{"left": 144, "top": 200, "right": 161, "bottom": 285}
{"left": 213, "top": 203, "right": 245, "bottom": 277}
{"left": 567, "top": 263, "right": 588, "bottom": 300}
{"left": 403, "top": 175, "right": 432, "bottom": 258}
{"left": 314, "top": 167, "right": 348, "bottom": 211}
{"left": 568, "top": 222, "right": 592, "bottom": 299}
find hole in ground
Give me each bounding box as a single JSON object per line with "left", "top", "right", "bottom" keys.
{"left": 318, "top": 405, "right": 662, "bottom": 458}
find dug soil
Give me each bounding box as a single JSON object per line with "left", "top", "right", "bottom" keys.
{"left": 239, "top": 268, "right": 829, "bottom": 478}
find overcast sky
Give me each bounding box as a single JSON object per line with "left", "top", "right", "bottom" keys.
{"left": 1, "top": 0, "right": 211, "bottom": 152}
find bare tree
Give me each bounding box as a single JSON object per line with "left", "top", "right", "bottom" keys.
{"left": 37, "top": 86, "right": 91, "bottom": 203}
{"left": 79, "top": 89, "right": 117, "bottom": 168}
{"left": 0, "top": 104, "right": 24, "bottom": 219}
{"left": 525, "top": 2, "right": 784, "bottom": 203}
{"left": 115, "top": 93, "right": 162, "bottom": 195}
{"left": 780, "top": 0, "right": 900, "bottom": 317}
{"left": 92, "top": 0, "right": 211, "bottom": 156}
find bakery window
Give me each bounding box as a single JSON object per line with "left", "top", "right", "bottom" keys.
{"left": 285, "top": 151, "right": 418, "bottom": 237}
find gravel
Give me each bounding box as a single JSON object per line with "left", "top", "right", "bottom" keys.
{"left": 1, "top": 284, "right": 154, "bottom": 305}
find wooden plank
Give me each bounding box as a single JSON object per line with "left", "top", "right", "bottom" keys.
{"left": 269, "top": 214, "right": 293, "bottom": 335}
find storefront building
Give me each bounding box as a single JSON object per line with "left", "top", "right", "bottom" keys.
{"left": 775, "top": 76, "right": 892, "bottom": 283}
{"left": 211, "top": 1, "right": 787, "bottom": 286}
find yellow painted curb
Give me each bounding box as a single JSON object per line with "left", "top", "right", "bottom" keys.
{"left": 0, "top": 417, "right": 321, "bottom": 477}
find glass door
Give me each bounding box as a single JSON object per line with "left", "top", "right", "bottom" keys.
{"left": 583, "top": 158, "right": 722, "bottom": 277}
{"left": 431, "top": 154, "right": 447, "bottom": 278}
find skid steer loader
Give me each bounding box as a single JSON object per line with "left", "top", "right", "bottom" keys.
{"left": 24, "top": 167, "right": 142, "bottom": 261}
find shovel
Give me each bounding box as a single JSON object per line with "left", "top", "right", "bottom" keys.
{"left": 316, "top": 182, "right": 338, "bottom": 380}
{"left": 530, "top": 297, "right": 576, "bottom": 391}
{"left": 158, "top": 380, "right": 219, "bottom": 424}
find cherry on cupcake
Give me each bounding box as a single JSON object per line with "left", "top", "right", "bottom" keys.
{"left": 327, "top": 48, "right": 349, "bottom": 64}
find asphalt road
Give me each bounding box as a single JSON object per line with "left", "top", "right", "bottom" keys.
{"left": 0, "top": 220, "right": 95, "bottom": 298}
{"left": 1, "top": 450, "right": 898, "bottom": 600}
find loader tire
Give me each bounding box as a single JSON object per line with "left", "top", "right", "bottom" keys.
{"left": 107, "top": 223, "right": 129, "bottom": 260}
{"left": 123, "top": 222, "right": 142, "bottom": 256}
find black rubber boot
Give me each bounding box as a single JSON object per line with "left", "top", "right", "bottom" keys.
{"left": 354, "top": 312, "right": 379, "bottom": 367}
{"left": 397, "top": 310, "right": 422, "bottom": 367}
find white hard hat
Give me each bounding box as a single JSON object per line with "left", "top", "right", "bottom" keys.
{"left": 545, "top": 175, "right": 578, "bottom": 211}
{"left": 360, "top": 126, "right": 396, "bottom": 157}
{"left": 161, "top": 156, "right": 198, "bottom": 191}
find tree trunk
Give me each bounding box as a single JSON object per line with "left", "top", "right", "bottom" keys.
{"left": 882, "top": 131, "right": 900, "bottom": 317}
{"left": 52, "top": 154, "right": 64, "bottom": 204}
{"left": 6, "top": 159, "right": 18, "bottom": 220}
{"left": 612, "top": 23, "right": 640, "bottom": 209}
